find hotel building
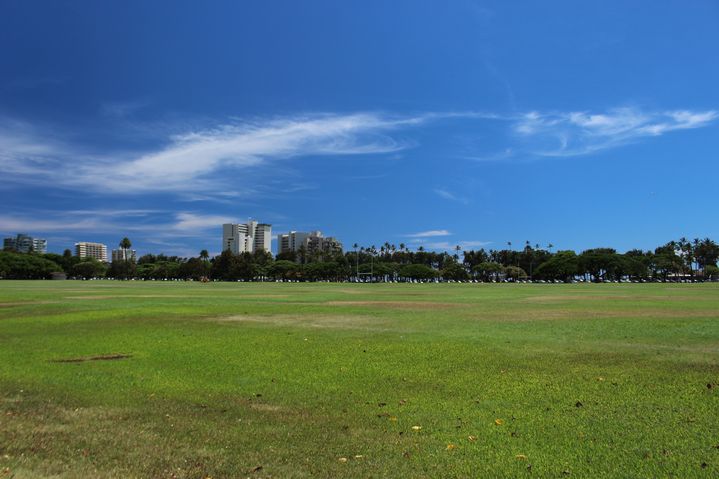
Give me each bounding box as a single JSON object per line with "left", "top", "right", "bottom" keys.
{"left": 75, "top": 242, "right": 108, "bottom": 262}
{"left": 222, "top": 220, "right": 272, "bottom": 254}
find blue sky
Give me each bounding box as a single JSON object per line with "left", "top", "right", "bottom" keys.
{"left": 1, "top": 0, "right": 718, "bottom": 257}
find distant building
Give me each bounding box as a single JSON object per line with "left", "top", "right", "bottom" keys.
{"left": 306, "top": 234, "right": 343, "bottom": 256}
{"left": 3, "top": 234, "right": 47, "bottom": 254}
{"left": 277, "top": 231, "right": 312, "bottom": 254}
{"left": 277, "top": 230, "right": 343, "bottom": 256}
{"left": 222, "top": 220, "right": 272, "bottom": 254}
{"left": 75, "top": 242, "right": 108, "bottom": 262}
{"left": 112, "top": 248, "right": 137, "bottom": 263}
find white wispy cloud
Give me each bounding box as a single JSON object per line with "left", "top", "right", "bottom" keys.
{"left": 433, "top": 188, "right": 469, "bottom": 204}
{"left": 0, "top": 112, "right": 432, "bottom": 193}
{"left": 406, "top": 229, "right": 452, "bottom": 238}
{"left": 171, "top": 212, "right": 235, "bottom": 233}
{"left": 0, "top": 210, "right": 234, "bottom": 238}
{"left": 1, "top": 107, "right": 715, "bottom": 197}
{"left": 96, "top": 113, "right": 437, "bottom": 192}
{"left": 513, "top": 107, "right": 718, "bottom": 156}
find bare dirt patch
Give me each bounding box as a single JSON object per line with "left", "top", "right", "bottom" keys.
{"left": 50, "top": 354, "right": 132, "bottom": 363}
{"left": 324, "top": 300, "right": 457, "bottom": 310}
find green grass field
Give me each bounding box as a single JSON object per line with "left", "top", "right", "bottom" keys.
{"left": 1, "top": 281, "right": 718, "bottom": 478}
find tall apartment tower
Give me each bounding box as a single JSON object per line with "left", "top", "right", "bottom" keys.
{"left": 3, "top": 234, "right": 47, "bottom": 254}
{"left": 75, "top": 242, "right": 108, "bottom": 262}
{"left": 222, "top": 220, "right": 272, "bottom": 254}
{"left": 277, "top": 230, "right": 343, "bottom": 256}
{"left": 277, "top": 231, "right": 313, "bottom": 254}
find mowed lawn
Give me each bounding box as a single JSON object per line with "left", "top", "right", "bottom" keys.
{"left": 0, "top": 281, "right": 718, "bottom": 478}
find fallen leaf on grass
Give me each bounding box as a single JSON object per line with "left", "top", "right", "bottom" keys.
{"left": 338, "top": 457, "right": 348, "bottom": 463}
{"left": 468, "top": 435, "right": 477, "bottom": 441}
{"left": 354, "top": 455, "right": 363, "bottom": 459}
{"left": 516, "top": 454, "right": 527, "bottom": 460}
{"left": 411, "top": 426, "right": 422, "bottom": 431}
{"left": 389, "top": 416, "right": 398, "bottom": 421}
{"left": 447, "top": 444, "right": 456, "bottom": 450}
{"left": 495, "top": 419, "right": 504, "bottom": 426}
{"left": 248, "top": 465, "right": 263, "bottom": 473}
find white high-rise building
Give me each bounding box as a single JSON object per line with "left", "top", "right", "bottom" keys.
{"left": 111, "top": 249, "right": 137, "bottom": 262}
{"left": 277, "top": 230, "right": 342, "bottom": 256}
{"left": 277, "top": 231, "right": 312, "bottom": 254}
{"left": 75, "top": 242, "right": 108, "bottom": 262}
{"left": 222, "top": 220, "right": 272, "bottom": 254}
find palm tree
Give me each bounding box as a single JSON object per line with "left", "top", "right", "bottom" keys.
{"left": 200, "top": 249, "right": 209, "bottom": 261}
{"left": 119, "top": 237, "right": 132, "bottom": 261}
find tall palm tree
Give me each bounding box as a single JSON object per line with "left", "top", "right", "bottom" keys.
{"left": 200, "top": 249, "right": 209, "bottom": 261}
{"left": 119, "top": 237, "right": 132, "bottom": 261}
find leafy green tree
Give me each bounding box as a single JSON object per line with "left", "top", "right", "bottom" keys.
{"left": 579, "top": 248, "right": 623, "bottom": 281}
{"left": 211, "top": 250, "right": 239, "bottom": 280}
{"left": 695, "top": 238, "right": 719, "bottom": 270}
{"left": 269, "top": 260, "right": 301, "bottom": 280}
{"left": 504, "top": 265, "right": 528, "bottom": 281}
{"left": 276, "top": 250, "right": 297, "bottom": 262}
{"left": 71, "top": 259, "right": 108, "bottom": 279}
{"left": 653, "top": 243, "right": 684, "bottom": 280}
{"left": 534, "top": 251, "right": 578, "bottom": 282}
{"left": 441, "top": 260, "right": 469, "bottom": 281}
{"left": 108, "top": 260, "right": 136, "bottom": 279}
{"left": 473, "top": 262, "right": 503, "bottom": 282}
{"left": 399, "top": 264, "right": 436, "bottom": 281}
{"left": 704, "top": 265, "right": 719, "bottom": 280}
{"left": 0, "top": 251, "right": 63, "bottom": 279}
{"left": 177, "top": 258, "right": 209, "bottom": 280}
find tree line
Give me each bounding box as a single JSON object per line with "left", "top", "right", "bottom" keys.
{"left": 1, "top": 237, "right": 718, "bottom": 282}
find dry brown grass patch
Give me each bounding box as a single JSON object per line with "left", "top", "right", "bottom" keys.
{"left": 324, "top": 300, "right": 457, "bottom": 310}
{"left": 214, "top": 313, "right": 387, "bottom": 330}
